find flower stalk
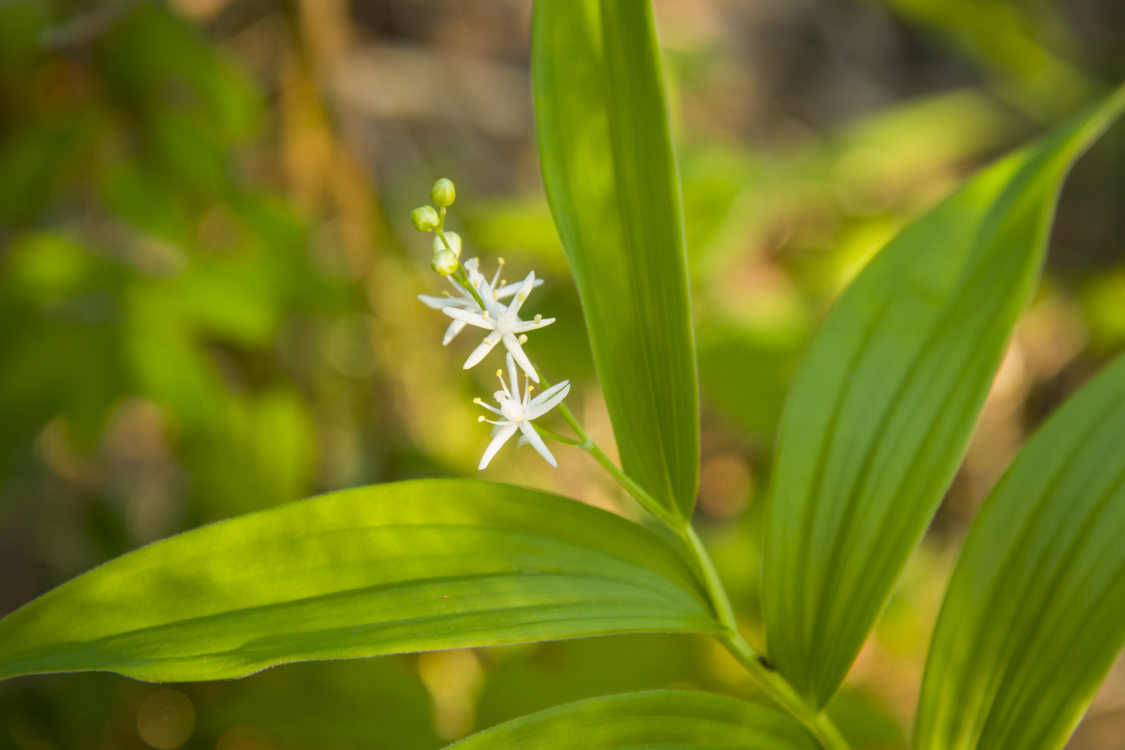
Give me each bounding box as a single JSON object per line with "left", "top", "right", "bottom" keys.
{"left": 412, "top": 178, "right": 849, "bottom": 749}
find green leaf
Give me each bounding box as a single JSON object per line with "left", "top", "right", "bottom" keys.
{"left": 446, "top": 690, "right": 819, "bottom": 749}
{"left": 761, "top": 85, "right": 1125, "bottom": 708}
{"left": 914, "top": 353, "right": 1125, "bottom": 750}
{"left": 533, "top": 0, "right": 699, "bottom": 519}
{"left": 0, "top": 480, "right": 719, "bottom": 682}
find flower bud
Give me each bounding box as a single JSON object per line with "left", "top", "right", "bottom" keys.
{"left": 430, "top": 178, "right": 456, "bottom": 207}
{"left": 410, "top": 205, "right": 439, "bottom": 232}
{"left": 431, "top": 248, "right": 459, "bottom": 276}
{"left": 433, "top": 231, "right": 462, "bottom": 258}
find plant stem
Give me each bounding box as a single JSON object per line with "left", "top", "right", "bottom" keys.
{"left": 721, "top": 630, "right": 850, "bottom": 750}
{"left": 542, "top": 388, "right": 850, "bottom": 749}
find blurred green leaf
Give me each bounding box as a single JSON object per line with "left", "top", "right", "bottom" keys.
{"left": 0, "top": 480, "right": 720, "bottom": 682}
{"left": 762, "top": 85, "right": 1125, "bottom": 708}
{"left": 914, "top": 354, "right": 1125, "bottom": 750}
{"left": 533, "top": 0, "right": 700, "bottom": 520}
{"left": 447, "top": 690, "right": 817, "bottom": 749}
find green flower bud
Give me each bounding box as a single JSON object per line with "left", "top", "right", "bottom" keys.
{"left": 410, "top": 205, "right": 439, "bottom": 232}
{"left": 431, "top": 248, "right": 459, "bottom": 276}
{"left": 431, "top": 178, "right": 456, "bottom": 207}
{"left": 433, "top": 231, "right": 462, "bottom": 258}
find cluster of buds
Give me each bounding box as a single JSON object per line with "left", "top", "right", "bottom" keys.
{"left": 412, "top": 178, "right": 570, "bottom": 470}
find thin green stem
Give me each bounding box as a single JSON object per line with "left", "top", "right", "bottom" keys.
{"left": 722, "top": 631, "right": 850, "bottom": 750}
{"left": 533, "top": 422, "right": 582, "bottom": 447}
{"left": 541, "top": 378, "right": 849, "bottom": 749}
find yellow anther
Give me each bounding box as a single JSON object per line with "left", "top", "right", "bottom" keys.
{"left": 477, "top": 416, "right": 486, "bottom": 422}
{"left": 473, "top": 398, "right": 483, "bottom": 405}
{"left": 533, "top": 314, "right": 542, "bottom": 323}
{"left": 497, "top": 257, "right": 505, "bottom": 265}
{"left": 496, "top": 369, "right": 503, "bottom": 378}
{"left": 518, "top": 334, "right": 528, "bottom": 344}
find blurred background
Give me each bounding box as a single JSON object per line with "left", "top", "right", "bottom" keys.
{"left": 1, "top": 0, "right": 1123, "bottom": 748}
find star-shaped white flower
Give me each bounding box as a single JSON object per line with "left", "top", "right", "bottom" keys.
{"left": 475, "top": 353, "right": 570, "bottom": 470}
{"left": 442, "top": 266, "right": 554, "bottom": 382}
{"left": 417, "top": 259, "right": 543, "bottom": 346}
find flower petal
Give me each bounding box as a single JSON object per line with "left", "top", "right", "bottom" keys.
{"left": 443, "top": 307, "right": 494, "bottom": 329}
{"left": 506, "top": 352, "right": 520, "bottom": 400}
{"left": 506, "top": 272, "right": 536, "bottom": 316}
{"left": 464, "top": 331, "right": 503, "bottom": 370}
{"left": 495, "top": 278, "right": 544, "bottom": 300}
{"left": 478, "top": 423, "right": 518, "bottom": 470}
{"left": 526, "top": 380, "right": 570, "bottom": 420}
{"left": 418, "top": 294, "right": 450, "bottom": 310}
{"left": 502, "top": 333, "right": 539, "bottom": 383}
{"left": 442, "top": 319, "right": 467, "bottom": 346}
{"left": 519, "top": 422, "right": 557, "bottom": 467}
{"left": 512, "top": 316, "right": 556, "bottom": 333}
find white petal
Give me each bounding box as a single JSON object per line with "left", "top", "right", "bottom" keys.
{"left": 506, "top": 272, "right": 536, "bottom": 316}
{"left": 495, "top": 278, "right": 544, "bottom": 300}
{"left": 512, "top": 316, "right": 556, "bottom": 333}
{"left": 418, "top": 294, "right": 449, "bottom": 310}
{"left": 506, "top": 353, "right": 520, "bottom": 400}
{"left": 502, "top": 333, "right": 538, "bottom": 383}
{"left": 519, "top": 422, "right": 557, "bottom": 467}
{"left": 464, "top": 331, "right": 502, "bottom": 370}
{"left": 443, "top": 307, "right": 494, "bottom": 329}
{"left": 478, "top": 401, "right": 503, "bottom": 416}
{"left": 479, "top": 423, "right": 518, "bottom": 469}
{"left": 526, "top": 380, "right": 570, "bottom": 420}
{"left": 442, "top": 319, "right": 467, "bottom": 346}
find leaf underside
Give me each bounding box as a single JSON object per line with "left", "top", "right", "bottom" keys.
{"left": 914, "top": 353, "right": 1125, "bottom": 750}
{"left": 762, "top": 85, "right": 1125, "bottom": 707}
{"left": 0, "top": 480, "right": 720, "bottom": 682}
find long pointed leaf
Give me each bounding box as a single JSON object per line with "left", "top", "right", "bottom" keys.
{"left": 762, "top": 85, "right": 1125, "bottom": 707}
{"left": 0, "top": 480, "right": 720, "bottom": 682}
{"left": 446, "top": 690, "right": 818, "bottom": 749}
{"left": 533, "top": 0, "right": 699, "bottom": 519}
{"left": 914, "top": 354, "right": 1125, "bottom": 750}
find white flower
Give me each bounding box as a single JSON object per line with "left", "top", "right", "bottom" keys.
{"left": 475, "top": 353, "right": 570, "bottom": 470}
{"left": 417, "top": 258, "right": 542, "bottom": 346}
{"left": 442, "top": 266, "right": 555, "bottom": 382}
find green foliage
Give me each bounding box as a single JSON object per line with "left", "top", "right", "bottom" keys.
{"left": 914, "top": 354, "right": 1125, "bottom": 750}
{"left": 0, "top": 480, "right": 719, "bottom": 682}
{"left": 761, "top": 85, "right": 1125, "bottom": 708}
{"left": 533, "top": 0, "right": 700, "bottom": 520}
{"left": 445, "top": 691, "right": 818, "bottom": 749}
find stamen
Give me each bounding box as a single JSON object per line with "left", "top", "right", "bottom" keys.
{"left": 518, "top": 334, "right": 528, "bottom": 344}
{"left": 497, "top": 258, "right": 505, "bottom": 265}
{"left": 482, "top": 310, "right": 490, "bottom": 320}
{"left": 473, "top": 398, "right": 483, "bottom": 405}
{"left": 533, "top": 314, "right": 542, "bottom": 323}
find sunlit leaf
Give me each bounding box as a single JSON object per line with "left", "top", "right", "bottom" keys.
{"left": 0, "top": 480, "right": 719, "bottom": 682}
{"left": 914, "top": 354, "right": 1125, "bottom": 750}
{"left": 533, "top": 0, "right": 699, "bottom": 519}
{"left": 762, "top": 85, "right": 1125, "bottom": 707}
{"left": 447, "top": 690, "right": 818, "bottom": 749}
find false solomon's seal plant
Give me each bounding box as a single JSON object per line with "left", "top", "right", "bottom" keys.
{"left": 1, "top": 1, "right": 1124, "bottom": 748}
